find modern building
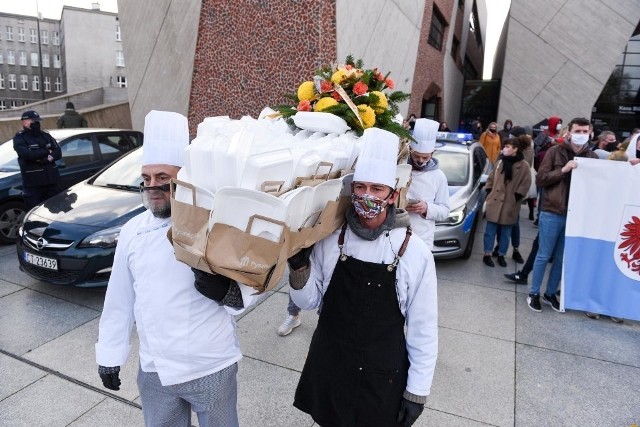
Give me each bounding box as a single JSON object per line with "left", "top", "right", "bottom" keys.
{"left": 0, "top": 3, "right": 127, "bottom": 112}
{"left": 117, "top": 0, "right": 486, "bottom": 135}
{"left": 0, "top": 12, "right": 63, "bottom": 110}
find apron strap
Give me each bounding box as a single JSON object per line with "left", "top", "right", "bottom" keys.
{"left": 387, "top": 226, "right": 412, "bottom": 271}
{"left": 338, "top": 222, "right": 348, "bottom": 261}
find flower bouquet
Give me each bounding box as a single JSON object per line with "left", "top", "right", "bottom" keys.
{"left": 273, "top": 55, "right": 412, "bottom": 140}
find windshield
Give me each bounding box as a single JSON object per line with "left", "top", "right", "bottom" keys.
{"left": 93, "top": 148, "right": 143, "bottom": 189}
{"left": 0, "top": 141, "right": 19, "bottom": 171}
{"left": 433, "top": 150, "right": 469, "bottom": 187}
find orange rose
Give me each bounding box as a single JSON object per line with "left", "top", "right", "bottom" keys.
{"left": 320, "top": 80, "right": 333, "bottom": 93}
{"left": 375, "top": 71, "right": 384, "bottom": 82}
{"left": 385, "top": 78, "right": 395, "bottom": 89}
{"left": 353, "top": 81, "right": 368, "bottom": 96}
{"left": 297, "top": 99, "right": 312, "bottom": 111}
{"left": 331, "top": 91, "right": 342, "bottom": 101}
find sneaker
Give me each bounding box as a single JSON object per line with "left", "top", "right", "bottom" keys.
{"left": 533, "top": 219, "right": 538, "bottom": 226}
{"left": 512, "top": 250, "right": 524, "bottom": 264}
{"left": 497, "top": 256, "right": 507, "bottom": 267}
{"left": 277, "top": 314, "right": 301, "bottom": 336}
{"left": 609, "top": 316, "right": 624, "bottom": 324}
{"left": 504, "top": 271, "right": 528, "bottom": 284}
{"left": 527, "top": 294, "right": 541, "bottom": 312}
{"left": 483, "top": 255, "right": 495, "bottom": 267}
{"left": 528, "top": 211, "right": 534, "bottom": 221}
{"left": 542, "top": 293, "right": 561, "bottom": 312}
{"left": 585, "top": 312, "right": 600, "bottom": 320}
{"left": 491, "top": 246, "right": 499, "bottom": 257}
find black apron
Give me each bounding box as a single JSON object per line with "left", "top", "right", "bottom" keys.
{"left": 294, "top": 225, "right": 412, "bottom": 427}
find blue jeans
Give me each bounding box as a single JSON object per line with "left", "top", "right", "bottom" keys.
{"left": 496, "top": 216, "right": 520, "bottom": 249}
{"left": 484, "top": 221, "right": 512, "bottom": 256}
{"left": 530, "top": 211, "right": 566, "bottom": 296}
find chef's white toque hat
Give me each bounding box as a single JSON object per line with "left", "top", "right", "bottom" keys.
{"left": 353, "top": 127, "right": 399, "bottom": 188}
{"left": 410, "top": 118, "right": 439, "bottom": 153}
{"left": 142, "top": 110, "right": 189, "bottom": 167}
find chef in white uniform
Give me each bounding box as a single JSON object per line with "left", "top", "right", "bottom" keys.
{"left": 95, "top": 110, "right": 256, "bottom": 427}
{"left": 288, "top": 128, "right": 438, "bottom": 427}
{"left": 405, "top": 118, "right": 450, "bottom": 250}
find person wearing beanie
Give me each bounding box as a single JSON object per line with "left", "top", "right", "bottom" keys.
{"left": 406, "top": 118, "right": 450, "bottom": 250}
{"left": 482, "top": 137, "right": 531, "bottom": 268}
{"left": 56, "top": 101, "right": 88, "bottom": 128}
{"left": 13, "top": 110, "right": 62, "bottom": 209}
{"left": 480, "top": 121, "right": 501, "bottom": 165}
{"left": 498, "top": 119, "right": 513, "bottom": 144}
{"left": 288, "top": 127, "right": 438, "bottom": 427}
{"left": 96, "top": 111, "right": 259, "bottom": 426}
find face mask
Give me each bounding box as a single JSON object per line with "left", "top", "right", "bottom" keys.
{"left": 351, "top": 193, "right": 390, "bottom": 219}
{"left": 505, "top": 124, "right": 512, "bottom": 130}
{"left": 556, "top": 123, "right": 562, "bottom": 131}
{"left": 408, "top": 154, "right": 429, "bottom": 171}
{"left": 29, "top": 121, "right": 41, "bottom": 131}
{"left": 489, "top": 128, "right": 496, "bottom": 133}
{"left": 570, "top": 133, "right": 590, "bottom": 146}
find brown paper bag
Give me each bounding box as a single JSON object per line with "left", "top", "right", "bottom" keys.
{"left": 205, "top": 214, "right": 290, "bottom": 293}
{"left": 170, "top": 179, "right": 213, "bottom": 273}
{"left": 294, "top": 161, "right": 333, "bottom": 188}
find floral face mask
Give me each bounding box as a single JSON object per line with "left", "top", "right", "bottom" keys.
{"left": 351, "top": 193, "right": 390, "bottom": 219}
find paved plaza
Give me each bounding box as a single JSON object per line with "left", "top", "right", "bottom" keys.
{"left": 1, "top": 212, "right": 639, "bottom": 426}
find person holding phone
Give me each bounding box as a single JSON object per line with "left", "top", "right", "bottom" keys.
{"left": 405, "top": 118, "right": 451, "bottom": 250}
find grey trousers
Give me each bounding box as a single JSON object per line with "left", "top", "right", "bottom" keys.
{"left": 136, "top": 363, "right": 239, "bottom": 427}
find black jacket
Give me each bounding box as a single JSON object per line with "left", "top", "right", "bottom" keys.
{"left": 13, "top": 128, "right": 62, "bottom": 187}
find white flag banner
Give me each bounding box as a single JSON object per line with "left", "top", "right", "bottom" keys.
{"left": 564, "top": 157, "right": 640, "bottom": 321}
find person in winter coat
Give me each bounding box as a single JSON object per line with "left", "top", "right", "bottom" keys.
{"left": 527, "top": 117, "right": 598, "bottom": 313}
{"left": 289, "top": 128, "right": 438, "bottom": 427}
{"left": 95, "top": 111, "right": 258, "bottom": 427}
{"left": 406, "top": 118, "right": 450, "bottom": 250}
{"left": 498, "top": 119, "right": 513, "bottom": 144}
{"left": 13, "top": 110, "right": 62, "bottom": 209}
{"left": 57, "top": 102, "right": 88, "bottom": 128}
{"left": 482, "top": 137, "right": 531, "bottom": 268}
{"left": 480, "top": 122, "right": 501, "bottom": 165}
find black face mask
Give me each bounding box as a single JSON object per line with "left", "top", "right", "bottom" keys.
{"left": 139, "top": 182, "right": 173, "bottom": 193}
{"left": 29, "top": 121, "right": 41, "bottom": 131}
{"left": 605, "top": 142, "right": 619, "bottom": 152}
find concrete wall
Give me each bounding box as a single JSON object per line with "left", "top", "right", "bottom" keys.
{"left": 336, "top": 0, "right": 424, "bottom": 117}
{"left": 498, "top": 0, "right": 640, "bottom": 127}
{"left": 61, "top": 7, "right": 123, "bottom": 94}
{"left": 0, "top": 101, "right": 132, "bottom": 142}
{"left": 117, "top": 0, "right": 201, "bottom": 132}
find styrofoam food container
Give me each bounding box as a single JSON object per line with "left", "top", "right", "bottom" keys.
{"left": 240, "top": 148, "right": 293, "bottom": 191}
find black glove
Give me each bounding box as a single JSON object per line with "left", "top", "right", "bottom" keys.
{"left": 396, "top": 398, "right": 424, "bottom": 426}
{"left": 288, "top": 245, "right": 313, "bottom": 271}
{"left": 515, "top": 192, "right": 524, "bottom": 202}
{"left": 98, "top": 365, "right": 121, "bottom": 391}
{"left": 192, "top": 268, "right": 233, "bottom": 303}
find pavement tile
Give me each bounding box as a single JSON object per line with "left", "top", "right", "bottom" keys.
{"left": 428, "top": 328, "right": 515, "bottom": 427}
{"left": 25, "top": 317, "right": 142, "bottom": 402}
{"left": 237, "top": 357, "right": 314, "bottom": 427}
{"left": 0, "top": 374, "right": 104, "bottom": 427}
{"left": 68, "top": 398, "right": 144, "bottom": 426}
{"left": 515, "top": 344, "right": 640, "bottom": 427}
{"left": 439, "top": 279, "right": 515, "bottom": 341}
{"left": 0, "top": 288, "right": 99, "bottom": 355}
{"left": 19, "top": 281, "right": 108, "bottom": 312}
{"left": 0, "top": 279, "right": 22, "bottom": 297}
{"left": 516, "top": 293, "right": 640, "bottom": 368}
{"left": 0, "top": 353, "right": 46, "bottom": 401}
{"left": 237, "top": 291, "right": 318, "bottom": 373}
{"left": 416, "top": 407, "right": 494, "bottom": 426}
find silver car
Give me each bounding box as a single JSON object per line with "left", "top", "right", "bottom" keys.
{"left": 431, "top": 133, "right": 491, "bottom": 259}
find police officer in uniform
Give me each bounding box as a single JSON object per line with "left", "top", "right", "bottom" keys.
{"left": 13, "top": 110, "right": 62, "bottom": 209}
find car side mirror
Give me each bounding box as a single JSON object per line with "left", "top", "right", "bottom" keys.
{"left": 479, "top": 173, "right": 488, "bottom": 187}
{"left": 56, "top": 160, "right": 66, "bottom": 169}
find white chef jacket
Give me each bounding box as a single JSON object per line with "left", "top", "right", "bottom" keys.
{"left": 290, "top": 225, "right": 438, "bottom": 397}
{"left": 95, "top": 210, "right": 256, "bottom": 386}
{"left": 406, "top": 167, "right": 450, "bottom": 250}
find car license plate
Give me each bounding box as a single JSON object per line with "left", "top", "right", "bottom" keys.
{"left": 24, "top": 252, "right": 58, "bottom": 271}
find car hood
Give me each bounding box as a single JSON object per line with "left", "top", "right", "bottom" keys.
{"left": 448, "top": 185, "right": 470, "bottom": 210}
{"left": 0, "top": 170, "right": 19, "bottom": 179}
{"left": 28, "top": 182, "right": 144, "bottom": 228}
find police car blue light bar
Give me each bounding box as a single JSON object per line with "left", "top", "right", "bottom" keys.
{"left": 436, "top": 132, "right": 474, "bottom": 142}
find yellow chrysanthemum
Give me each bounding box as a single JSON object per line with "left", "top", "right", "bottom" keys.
{"left": 357, "top": 104, "right": 376, "bottom": 129}
{"left": 370, "top": 91, "right": 388, "bottom": 114}
{"left": 331, "top": 70, "right": 347, "bottom": 85}
{"left": 297, "top": 81, "right": 316, "bottom": 101}
{"left": 314, "top": 97, "right": 339, "bottom": 112}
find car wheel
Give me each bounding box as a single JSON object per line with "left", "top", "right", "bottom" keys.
{"left": 461, "top": 212, "right": 478, "bottom": 259}
{"left": 0, "top": 200, "right": 26, "bottom": 245}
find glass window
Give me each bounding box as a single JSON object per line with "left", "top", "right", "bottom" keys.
{"left": 624, "top": 54, "right": 640, "bottom": 67}
{"left": 94, "top": 148, "right": 142, "bottom": 188}
{"left": 17, "top": 27, "right": 25, "bottom": 42}
{"left": 0, "top": 139, "right": 20, "bottom": 170}
{"left": 428, "top": 7, "right": 446, "bottom": 51}
{"left": 0, "top": 74, "right": 4, "bottom": 89}
{"left": 54, "top": 76, "right": 62, "bottom": 92}
{"left": 0, "top": 51, "right": 3, "bottom": 64}
{"left": 5, "top": 26, "right": 13, "bottom": 41}
{"left": 432, "top": 151, "right": 469, "bottom": 186}
{"left": 116, "top": 25, "right": 121, "bottom": 41}
{"left": 53, "top": 54, "right": 61, "bottom": 68}
{"left": 116, "top": 51, "right": 125, "bottom": 67}
{"left": 97, "top": 134, "right": 133, "bottom": 163}
{"left": 32, "top": 75, "right": 39, "bottom": 91}
{"left": 31, "top": 52, "right": 38, "bottom": 67}
{"left": 30, "top": 28, "right": 37, "bottom": 43}
{"left": 19, "top": 51, "right": 27, "bottom": 66}
{"left": 52, "top": 31, "right": 60, "bottom": 45}
{"left": 7, "top": 50, "right": 14, "bottom": 65}
{"left": 60, "top": 138, "right": 96, "bottom": 166}
{"left": 44, "top": 76, "right": 50, "bottom": 92}
{"left": 116, "top": 75, "right": 127, "bottom": 88}
{"left": 20, "top": 74, "right": 28, "bottom": 90}
{"left": 627, "top": 40, "right": 640, "bottom": 53}
{"left": 10, "top": 101, "right": 18, "bottom": 109}
{"left": 41, "top": 30, "right": 48, "bottom": 44}
{"left": 8, "top": 74, "right": 16, "bottom": 90}
{"left": 0, "top": 100, "right": 5, "bottom": 111}
{"left": 42, "top": 53, "right": 49, "bottom": 68}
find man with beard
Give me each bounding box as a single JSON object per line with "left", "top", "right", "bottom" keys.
{"left": 289, "top": 128, "right": 438, "bottom": 427}
{"left": 95, "top": 110, "right": 256, "bottom": 427}
{"left": 13, "top": 110, "right": 62, "bottom": 209}
{"left": 405, "top": 118, "right": 450, "bottom": 250}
